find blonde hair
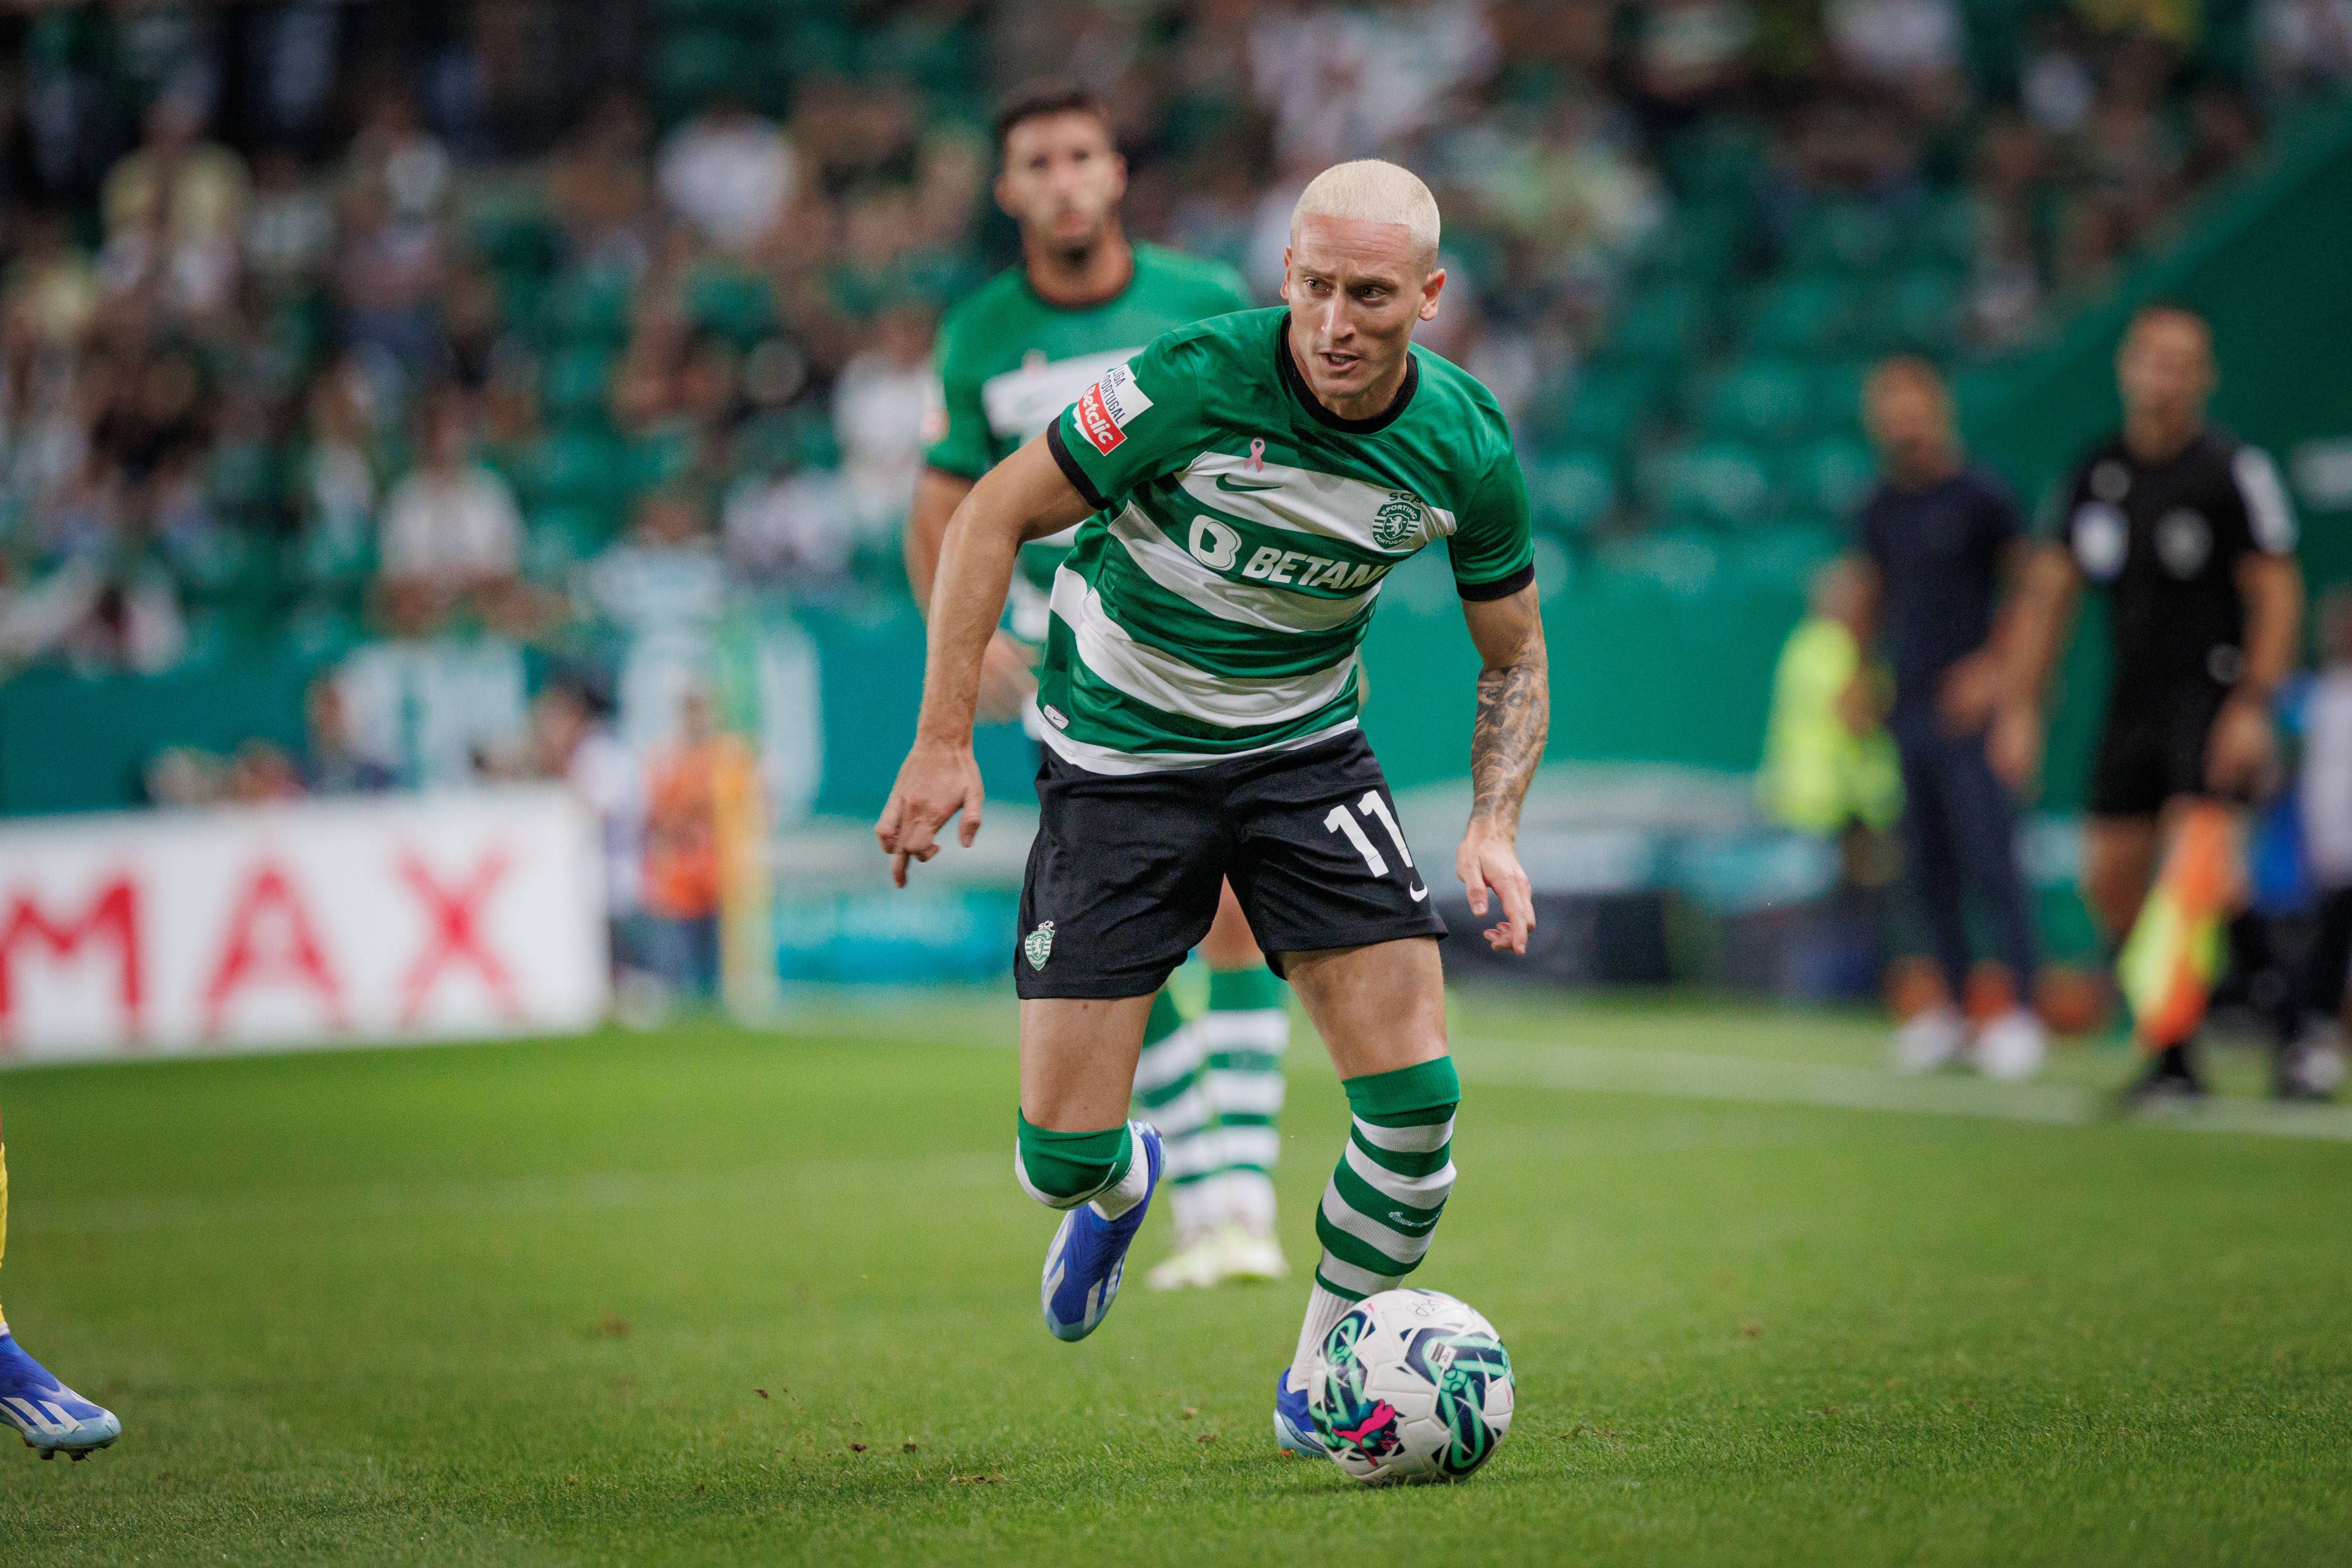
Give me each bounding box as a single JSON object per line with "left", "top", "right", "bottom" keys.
{"left": 1290, "top": 160, "right": 1441, "bottom": 270}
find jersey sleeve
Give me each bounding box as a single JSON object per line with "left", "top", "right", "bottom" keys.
{"left": 1447, "top": 449, "right": 1536, "bottom": 600}
{"left": 920, "top": 326, "right": 993, "bottom": 481}
{"left": 2230, "top": 444, "right": 2299, "bottom": 556}
{"left": 1044, "top": 330, "right": 1208, "bottom": 512}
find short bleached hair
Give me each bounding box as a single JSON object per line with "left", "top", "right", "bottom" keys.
{"left": 1290, "top": 160, "right": 1441, "bottom": 271}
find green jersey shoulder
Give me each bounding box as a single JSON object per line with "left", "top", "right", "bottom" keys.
{"left": 923, "top": 243, "right": 1253, "bottom": 480}
{"left": 1034, "top": 307, "right": 1532, "bottom": 770}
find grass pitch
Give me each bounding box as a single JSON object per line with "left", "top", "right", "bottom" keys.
{"left": 4, "top": 989, "right": 2351, "bottom": 1565}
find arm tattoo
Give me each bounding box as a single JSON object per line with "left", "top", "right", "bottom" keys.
{"left": 1469, "top": 657, "right": 1549, "bottom": 833}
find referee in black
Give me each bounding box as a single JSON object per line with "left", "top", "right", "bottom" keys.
{"left": 1995, "top": 304, "right": 2303, "bottom": 1101}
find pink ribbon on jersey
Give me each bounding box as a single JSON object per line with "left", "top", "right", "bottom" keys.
{"left": 1247, "top": 438, "right": 1266, "bottom": 473}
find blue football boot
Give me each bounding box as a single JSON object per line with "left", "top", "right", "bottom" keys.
{"left": 0, "top": 1332, "right": 119, "bottom": 1458}
{"left": 1040, "top": 1122, "right": 1162, "bottom": 1342}
{"left": 1273, "top": 1365, "right": 1325, "bottom": 1457}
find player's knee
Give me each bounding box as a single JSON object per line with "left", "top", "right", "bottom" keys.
{"left": 1014, "top": 1114, "right": 1131, "bottom": 1211}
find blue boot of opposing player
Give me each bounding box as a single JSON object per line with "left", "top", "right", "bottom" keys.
{"left": 1273, "top": 1366, "right": 1324, "bottom": 1456}
{"left": 0, "top": 1332, "right": 119, "bottom": 1457}
{"left": 1038, "top": 1122, "right": 1162, "bottom": 1342}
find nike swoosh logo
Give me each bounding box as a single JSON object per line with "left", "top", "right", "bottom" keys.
{"left": 1215, "top": 474, "right": 1283, "bottom": 493}
{"left": 1408, "top": 884, "right": 1429, "bottom": 902}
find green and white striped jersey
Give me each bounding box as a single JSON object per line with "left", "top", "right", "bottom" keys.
{"left": 1038, "top": 306, "right": 1532, "bottom": 773}
{"left": 923, "top": 244, "right": 1252, "bottom": 644}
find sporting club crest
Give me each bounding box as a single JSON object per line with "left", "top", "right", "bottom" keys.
{"left": 1024, "top": 921, "right": 1056, "bottom": 969}
{"left": 1373, "top": 490, "right": 1429, "bottom": 550}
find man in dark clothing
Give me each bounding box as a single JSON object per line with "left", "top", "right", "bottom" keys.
{"left": 1851, "top": 357, "right": 2047, "bottom": 1079}
{"left": 1995, "top": 305, "right": 2304, "bottom": 1102}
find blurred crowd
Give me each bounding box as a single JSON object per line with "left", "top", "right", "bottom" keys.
{"left": 0, "top": 0, "right": 2335, "bottom": 740}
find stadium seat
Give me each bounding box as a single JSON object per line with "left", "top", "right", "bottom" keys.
{"left": 685, "top": 266, "right": 778, "bottom": 349}
{"left": 1521, "top": 364, "right": 1660, "bottom": 453}
{"left": 1744, "top": 274, "right": 1861, "bottom": 355}
{"left": 1791, "top": 201, "right": 1900, "bottom": 274}
{"left": 517, "top": 430, "right": 625, "bottom": 518}
{"left": 1697, "top": 358, "right": 1813, "bottom": 445}
{"left": 539, "top": 267, "right": 634, "bottom": 349}
{"left": 624, "top": 424, "right": 700, "bottom": 496}
{"left": 1779, "top": 435, "right": 1880, "bottom": 521}
{"left": 1525, "top": 450, "right": 1618, "bottom": 539}
{"left": 654, "top": 30, "right": 754, "bottom": 117}
{"left": 1868, "top": 269, "right": 1966, "bottom": 355}
{"left": 1809, "top": 360, "right": 1872, "bottom": 435}
{"left": 525, "top": 510, "right": 605, "bottom": 584}
{"left": 539, "top": 346, "right": 616, "bottom": 428}
{"left": 1738, "top": 521, "right": 1847, "bottom": 594}
{"left": 1596, "top": 524, "right": 1723, "bottom": 600}
{"left": 1600, "top": 282, "right": 1717, "bottom": 366}
{"left": 1641, "top": 440, "right": 1776, "bottom": 530}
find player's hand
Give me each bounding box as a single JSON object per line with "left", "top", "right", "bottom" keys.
{"left": 1937, "top": 650, "right": 2002, "bottom": 736}
{"left": 1986, "top": 701, "right": 2044, "bottom": 796}
{"left": 2204, "top": 695, "right": 2274, "bottom": 796}
{"left": 1457, "top": 824, "right": 1536, "bottom": 956}
{"left": 976, "top": 631, "right": 1039, "bottom": 724}
{"left": 875, "top": 737, "right": 984, "bottom": 887}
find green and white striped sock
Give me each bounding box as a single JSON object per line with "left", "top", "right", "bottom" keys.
{"left": 1312, "top": 1056, "right": 1459, "bottom": 1299}
{"left": 1129, "top": 990, "right": 1218, "bottom": 1239}
{"left": 1290, "top": 1056, "right": 1460, "bottom": 1390}
{"left": 1198, "top": 964, "right": 1289, "bottom": 1234}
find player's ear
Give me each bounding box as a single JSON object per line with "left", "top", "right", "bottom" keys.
{"left": 1418, "top": 267, "right": 1446, "bottom": 323}
{"left": 1107, "top": 151, "right": 1128, "bottom": 203}
{"left": 1279, "top": 246, "right": 1295, "bottom": 303}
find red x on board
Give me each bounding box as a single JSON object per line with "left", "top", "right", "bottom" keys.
{"left": 397, "top": 849, "right": 518, "bottom": 1025}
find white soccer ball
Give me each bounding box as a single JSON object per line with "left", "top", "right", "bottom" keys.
{"left": 1307, "top": 1288, "right": 1514, "bottom": 1485}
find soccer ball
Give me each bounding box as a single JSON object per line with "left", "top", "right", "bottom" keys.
{"left": 1307, "top": 1288, "right": 1514, "bottom": 1485}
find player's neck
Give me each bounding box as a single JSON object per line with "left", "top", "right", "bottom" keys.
{"left": 2124, "top": 410, "right": 2199, "bottom": 465}
{"left": 1023, "top": 226, "right": 1134, "bottom": 309}
{"left": 1889, "top": 445, "right": 1959, "bottom": 489}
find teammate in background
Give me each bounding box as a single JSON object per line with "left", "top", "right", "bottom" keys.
{"left": 1994, "top": 305, "right": 2302, "bottom": 1102}
{"left": 1849, "top": 358, "right": 2046, "bottom": 1079}
{"left": 0, "top": 1118, "right": 122, "bottom": 1456}
{"left": 878, "top": 159, "right": 1546, "bottom": 1456}
{"left": 907, "top": 85, "right": 1290, "bottom": 1290}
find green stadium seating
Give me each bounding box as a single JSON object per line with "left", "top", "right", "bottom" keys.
{"left": 684, "top": 266, "right": 778, "bottom": 348}
{"left": 539, "top": 346, "right": 615, "bottom": 428}
{"left": 1779, "top": 435, "right": 1880, "bottom": 521}
{"left": 1601, "top": 282, "right": 1717, "bottom": 365}
{"left": 516, "top": 430, "right": 624, "bottom": 519}
{"left": 1738, "top": 520, "right": 1847, "bottom": 593}
{"left": 1809, "top": 360, "right": 1872, "bottom": 434}
{"left": 539, "top": 267, "right": 634, "bottom": 348}
{"left": 1868, "top": 269, "right": 1966, "bottom": 355}
{"left": 525, "top": 508, "right": 607, "bottom": 583}
{"left": 1524, "top": 450, "right": 1618, "bottom": 539}
{"left": 1744, "top": 274, "right": 1861, "bottom": 355}
{"left": 1698, "top": 358, "right": 1813, "bottom": 444}
{"left": 1791, "top": 201, "right": 1900, "bottom": 273}
{"left": 1641, "top": 440, "right": 1776, "bottom": 530}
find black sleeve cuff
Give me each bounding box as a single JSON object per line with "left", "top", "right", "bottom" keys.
{"left": 1457, "top": 562, "right": 1536, "bottom": 601}
{"left": 1044, "top": 422, "right": 1110, "bottom": 513}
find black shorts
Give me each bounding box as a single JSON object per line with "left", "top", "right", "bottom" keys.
{"left": 2088, "top": 677, "right": 2230, "bottom": 818}
{"left": 1014, "top": 729, "right": 1449, "bottom": 999}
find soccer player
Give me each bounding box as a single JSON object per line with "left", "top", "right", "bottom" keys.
{"left": 0, "top": 1117, "right": 122, "bottom": 1456}
{"left": 1994, "top": 304, "right": 2302, "bottom": 1102}
{"left": 907, "top": 84, "right": 1291, "bottom": 1290}
{"left": 1849, "top": 358, "right": 2046, "bottom": 1079}
{"left": 877, "top": 159, "right": 1546, "bottom": 1455}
